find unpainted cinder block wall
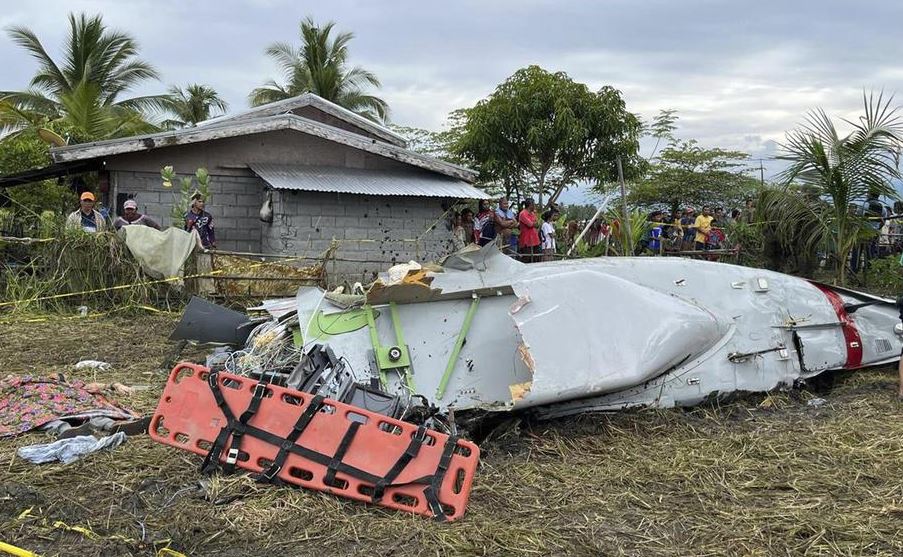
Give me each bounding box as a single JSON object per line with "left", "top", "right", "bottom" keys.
{"left": 263, "top": 189, "right": 459, "bottom": 284}
{"left": 111, "top": 170, "right": 266, "bottom": 253}
{"left": 112, "top": 171, "right": 460, "bottom": 283}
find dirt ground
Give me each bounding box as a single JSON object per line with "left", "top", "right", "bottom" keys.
{"left": 0, "top": 311, "right": 901, "bottom": 556}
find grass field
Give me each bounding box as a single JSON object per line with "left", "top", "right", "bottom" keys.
{"left": 0, "top": 311, "right": 901, "bottom": 556}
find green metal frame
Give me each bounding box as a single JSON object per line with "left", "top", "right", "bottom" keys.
{"left": 436, "top": 295, "right": 480, "bottom": 400}
{"left": 364, "top": 303, "right": 415, "bottom": 392}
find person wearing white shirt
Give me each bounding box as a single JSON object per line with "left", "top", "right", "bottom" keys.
{"left": 540, "top": 209, "right": 559, "bottom": 261}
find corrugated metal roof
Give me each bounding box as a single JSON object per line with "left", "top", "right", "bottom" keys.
{"left": 198, "top": 93, "right": 408, "bottom": 147}
{"left": 250, "top": 163, "right": 489, "bottom": 199}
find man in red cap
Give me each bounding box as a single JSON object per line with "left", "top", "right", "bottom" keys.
{"left": 65, "top": 191, "right": 108, "bottom": 233}
{"left": 113, "top": 199, "right": 161, "bottom": 230}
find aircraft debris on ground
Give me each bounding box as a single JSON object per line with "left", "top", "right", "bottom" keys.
{"left": 158, "top": 244, "right": 903, "bottom": 518}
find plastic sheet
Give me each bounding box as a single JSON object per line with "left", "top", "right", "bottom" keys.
{"left": 17, "top": 432, "right": 127, "bottom": 464}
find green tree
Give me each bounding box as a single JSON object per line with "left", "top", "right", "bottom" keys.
{"left": 559, "top": 203, "right": 599, "bottom": 222}
{"left": 450, "top": 66, "right": 643, "bottom": 207}
{"left": 249, "top": 16, "right": 387, "bottom": 122}
{"left": 161, "top": 84, "right": 228, "bottom": 129}
{"left": 641, "top": 109, "right": 678, "bottom": 161}
{"left": 162, "top": 166, "right": 211, "bottom": 226}
{"left": 0, "top": 133, "right": 74, "bottom": 217}
{"left": 0, "top": 12, "right": 165, "bottom": 142}
{"left": 761, "top": 92, "right": 903, "bottom": 285}
{"left": 627, "top": 139, "right": 759, "bottom": 214}
{"left": 389, "top": 124, "right": 453, "bottom": 161}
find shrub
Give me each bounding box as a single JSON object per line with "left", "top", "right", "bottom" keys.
{"left": 862, "top": 255, "right": 903, "bottom": 296}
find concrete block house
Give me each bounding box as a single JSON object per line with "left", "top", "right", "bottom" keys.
{"left": 46, "top": 94, "right": 487, "bottom": 281}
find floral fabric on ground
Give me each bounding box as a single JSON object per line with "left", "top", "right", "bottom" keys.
{"left": 0, "top": 375, "right": 138, "bottom": 438}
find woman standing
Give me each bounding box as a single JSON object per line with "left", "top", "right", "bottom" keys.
{"left": 518, "top": 199, "right": 541, "bottom": 263}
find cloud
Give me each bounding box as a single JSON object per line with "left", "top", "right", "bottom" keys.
{"left": 3, "top": 0, "right": 903, "bottom": 188}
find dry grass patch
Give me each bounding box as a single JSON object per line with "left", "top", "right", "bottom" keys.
{"left": 0, "top": 313, "right": 900, "bottom": 556}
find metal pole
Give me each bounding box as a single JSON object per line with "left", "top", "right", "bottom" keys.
{"left": 617, "top": 156, "right": 632, "bottom": 254}
{"left": 566, "top": 204, "right": 606, "bottom": 256}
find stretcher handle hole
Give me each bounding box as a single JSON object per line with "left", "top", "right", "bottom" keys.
{"left": 175, "top": 433, "right": 190, "bottom": 445}
{"left": 358, "top": 484, "right": 375, "bottom": 497}
{"left": 441, "top": 504, "right": 457, "bottom": 517}
{"left": 346, "top": 411, "right": 369, "bottom": 425}
{"left": 153, "top": 416, "right": 169, "bottom": 437}
{"left": 173, "top": 367, "right": 193, "bottom": 384}
{"left": 281, "top": 394, "right": 304, "bottom": 406}
{"left": 198, "top": 371, "right": 209, "bottom": 381}
{"left": 288, "top": 467, "right": 313, "bottom": 481}
{"left": 413, "top": 432, "right": 436, "bottom": 446}
{"left": 236, "top": 450, "right": 249, "bottom": 462}
{"left": 319, "top": 404, "right": 336, "bottom": 415}
{"left": 453, "top": 444, "right": 472, "bottom": 457}
{"left": 222, "top": 377, "right": 243, "bottom": 390}
{"left": 453, "top": 468, "right": 466, "bottom": 494}
{"left": 257, "top": 457, "right": 274, "bottom": 469}
{"left": 324, "top": 477, "right": 349, "bottom": 490}
{"left": 391, "top": 493, "right": 418, "bottom": 507}
{"left": 260, "top": 387, "right": 274, "bottom": 398}
{"left": 197, "top": 439, "right": 213, "bottom": 450}
{"left": 378, "top": 422, "right": 403, "bottom": 435}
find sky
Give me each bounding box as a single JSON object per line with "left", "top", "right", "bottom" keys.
{"left": 2, "top": 0, "right": 902, "bottom": 204}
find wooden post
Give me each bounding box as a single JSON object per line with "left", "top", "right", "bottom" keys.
{"left": 195, "top": 251, "right": 215, "bottom": 296}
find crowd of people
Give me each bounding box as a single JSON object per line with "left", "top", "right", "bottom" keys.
{"left": 451, "top": 196, "right": 560, "bottom": 262}
{"left": 642, "top": 204, "right": 749, "bottom": 254}
{"left": 65, "top": 191, "right": 216, "bottom": 249}
{"left": 449, "top": 197, "right": 757, "bottom": 262}
{"left": 577, "top": 201, "right": 756, "bottom": 256}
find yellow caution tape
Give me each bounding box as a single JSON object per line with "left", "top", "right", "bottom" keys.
{"left": 157, "top": 549, "right": 188, "bottom": 557}
{"left": 0, "top": 541, "right": 40, "bottom": 557}
{"left": 10, "top": 508, "right": 186, "bottom": 556}
{"left": 0, "top": 304, "right": 176, "bottom": 326}
{"left": 0, "top": 249, "right": 326, "bottom": 309}
{"left": 53, "top": 521, "right": 110, "bottom": 541}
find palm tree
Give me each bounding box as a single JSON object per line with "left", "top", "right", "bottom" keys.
{"left": 0, "top": 12, "right": 165, "bottom": 142}
{"left": 763, "top": 91, "right": 903, "bottom": 284}
{"left": 161, "top": 84, "right": 229, "bottom": 128}
{"left": 249, "top": 17, "right": 388, "bottom": 122}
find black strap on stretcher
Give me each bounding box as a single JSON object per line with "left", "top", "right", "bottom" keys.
{"left": 254, "top": 393, "right": 325, "bottom": 484}
{"left": 199, "top": 371, "right": 460, "bottom": 520}
{"left": 324, "top": 420, "right": 362, "bottom": 487}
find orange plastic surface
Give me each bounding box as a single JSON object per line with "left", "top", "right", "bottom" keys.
{"left": 150, "top": 363, "right": 479, "bottom": 520}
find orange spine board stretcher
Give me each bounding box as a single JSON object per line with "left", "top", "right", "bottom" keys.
{"left": 150, "top": 363, "right": 479, "bottom": 520}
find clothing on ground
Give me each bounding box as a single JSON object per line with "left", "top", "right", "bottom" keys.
{"left": 17, "top": 432, "right": 127, "bottom": 464}
{"left": 0, "top": 375, "right": 138, "bottom": 438}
